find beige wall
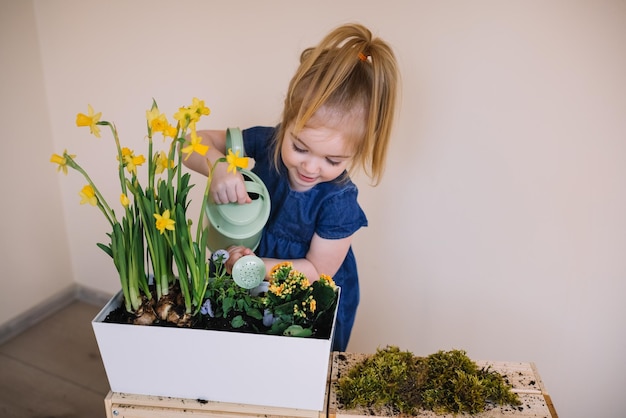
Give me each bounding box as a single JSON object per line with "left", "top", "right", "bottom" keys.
{"left": 0, "top": 1, "right": 74, "bottom": 325}
{"left": 2, "top": 1, "right": 625, "bottom": 416}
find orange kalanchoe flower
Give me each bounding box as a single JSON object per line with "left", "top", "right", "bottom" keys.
{"left": 268, "top": 261, "right": 294, "bottom": 282}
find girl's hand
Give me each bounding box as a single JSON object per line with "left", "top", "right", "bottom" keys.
{"left": 225, "top": 245, "right": 255, "bottom": 273}
{"left": 210, "top": 162, "right": 252, "bottom": 205}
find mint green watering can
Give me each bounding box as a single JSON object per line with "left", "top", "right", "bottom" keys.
{"left": 203, "top": 128, "right": 271, "bottom": 288}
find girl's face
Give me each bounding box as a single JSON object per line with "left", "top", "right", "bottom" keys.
{"left": 281, "top": 110, "right": 360, "bottom": 192}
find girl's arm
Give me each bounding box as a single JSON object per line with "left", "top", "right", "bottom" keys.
{"left": 183, "top": 129, "right": 251, "bottom": 204}
{"left": 226, "top": 233, "right": 353, "bottom": 282}
{"left": 183, "top": 129, "right": 226, "bottom": 176}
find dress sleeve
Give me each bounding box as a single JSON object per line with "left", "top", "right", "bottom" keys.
{"left": 242, "top": 126, "right": 275, "bottom": 161}
{"left": 315, "top": 184, "right": 368, "bottom": 240}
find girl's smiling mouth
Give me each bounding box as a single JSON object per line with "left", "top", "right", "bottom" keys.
{"left": 298, "top": 171, "right": 317, "bottom": 183}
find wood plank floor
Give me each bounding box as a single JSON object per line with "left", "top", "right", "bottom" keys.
{"left": 0, "top": 301, "right": 110, "bottom": 418}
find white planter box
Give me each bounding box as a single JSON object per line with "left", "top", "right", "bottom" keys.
{"left": 92, "top": 290, "right": 338, "bottom": 411}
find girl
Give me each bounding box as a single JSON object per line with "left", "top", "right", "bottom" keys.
{"left": 184, "top": 23, "right": 399, "bottom": 351}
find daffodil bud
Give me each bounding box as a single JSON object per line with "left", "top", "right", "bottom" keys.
{"left": 120, "top": 193, "right": 130, "bottom": 207}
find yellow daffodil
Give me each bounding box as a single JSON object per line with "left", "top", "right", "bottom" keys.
{"left": 146, "top": 107, "right": 169, "bottom": 134}
{"left": 181, "top": 131, "right": 209, "bottom": 160}
{"left": 76, "top": 104, "right": 102, "bottom": 138}
{"left": 120, "top": 193, "right": 130, "bottom": 207}
{"left": 125, "top": 154, "right": 146, "bottom": 175}
{"left": 119, "top": 148, "right": 146, "bottom": 175}
{"left": 50, "top": 149, "right": 75, "bottom": 175}
{"left": 173, "top": 106, "right": 193, "bottom": 130}
{"left": 154, "top": 150, "right": 173, "bottom": 174}
{"left": 154, "top": 209, "right": 175, "bottom": 234}
{"left": 173, "top": 98, "right": 210, "bottom": 129}
{"left": 189, "top": 97, "right": 210, "bottom": 122}
{"left": 226, "top": 149, "right": 249, "bottom": 174}
{"left": 79, "top": 185, "right": 97, "bottom": 206}
{"left": 146, "top": 106, "right": 177, "bottom": 139}
{"left": 163, "top": 123, "right": 177, "bottom": 139}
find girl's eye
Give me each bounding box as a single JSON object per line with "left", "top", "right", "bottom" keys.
{"left": 326, "top": 158, "right": 341, "bottom": 166}
{"left": 292, "top": 143, "right": 306, "bottom": 153}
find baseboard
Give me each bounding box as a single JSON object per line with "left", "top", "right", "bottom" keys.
{"left": 0, "top": 284, "right": 114, "bottom": 346}
{"left": 75, "top": 285, "right": 115, "bottom": 308}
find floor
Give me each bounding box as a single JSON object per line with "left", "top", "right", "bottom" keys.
{"left": 0, "top": 301, "right": 110, "bottom": 418}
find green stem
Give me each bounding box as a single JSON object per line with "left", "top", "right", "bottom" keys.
{"left": 99, "top": 121, "right": 128, "bottom": 197}
{"left": 167, "top": 129, "right": 180, "bottom": 207}
{"left": 148, "top": 136, "right": 154, "bottom": 192}
{"left": 195, "top": 157, "right": 225, "bottom": 241}
{"left": 111, "top": 223, "right": 131, "bottom": 312}
{"left": 164, "top": 231, "right": 192, "bottom": 313}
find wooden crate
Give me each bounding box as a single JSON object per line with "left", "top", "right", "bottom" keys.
{"left": 104, "top": 391, "right": 328, "bottom": 418}
{"left": 327, "top": 352, "right": 558, "bottom": 418}
{"left": 103, "top": 352, "right": 558, "bottom": 418}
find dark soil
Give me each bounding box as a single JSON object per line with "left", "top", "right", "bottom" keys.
{"left": 102, "top": 286, "right": 334, "bottom": 340}
{"left": 103, "top": 303, "right": 267, "bottom": 334}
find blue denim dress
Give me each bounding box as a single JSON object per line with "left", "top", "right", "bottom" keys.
{"left": 242, "top": 126, "right": 367, "bottom": 351}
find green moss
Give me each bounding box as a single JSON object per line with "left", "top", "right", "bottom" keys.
{"left": 337, "top": 346, "right": 522, "bottom": 415}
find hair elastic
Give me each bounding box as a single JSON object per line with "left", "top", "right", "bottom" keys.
{"left": 358, "top": 52, "right": 368, "bottom": 62}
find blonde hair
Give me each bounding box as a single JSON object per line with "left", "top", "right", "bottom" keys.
{"left": 274, "top": 23, "right": 399, "bottom": 185}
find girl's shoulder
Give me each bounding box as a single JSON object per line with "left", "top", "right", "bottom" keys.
{"left": 313, "top": 177, "right": 367, "bottom": 236}
{"left": 314, "top": 175, "right": 360, "bottom": 204}
{"left": 241, "top": 126, "right": 276, "bottom": 158}
{"left": 320, "top": 172, "right": 358, "bottom": 192}
{"left": 243, "top": 126, "right": 276, "bottom": 142}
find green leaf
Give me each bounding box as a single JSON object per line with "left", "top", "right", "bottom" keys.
{"left": 312, "top": 283, "right": 337, "bottom": 311}
{"left": 268, "top": 318, "right": 289, "bottom": 335}
{"left": 273, "top": 300, "right": 298, "bottom": 316}
{"left": 231, "top": 315, "right": 245, "bottom": 328}
{"left": 222, "top": 297, "right": 234, "bottom": 316}
{"left": 97, "top": 242, "right": 113, "bottom": 258}
{"left": 246, "top": 307, "right": 263, "bottom": 320}
{"left": 283, "top": 325, "right": 313, "bottom": 337}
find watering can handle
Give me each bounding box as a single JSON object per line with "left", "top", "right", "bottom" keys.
{"left": 226, "top": 128, "right": 245, "bottom": 156}
{"left": 243, "top": 177, "right": 266, "bottom": 199}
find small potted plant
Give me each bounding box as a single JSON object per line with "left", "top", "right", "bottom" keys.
{"left": 50, "top": 98, "right": 339, "bottom": 411}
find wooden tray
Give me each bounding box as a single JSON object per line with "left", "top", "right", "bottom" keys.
{"left": 327, "top": 352, "right": 558, "bottom": 418}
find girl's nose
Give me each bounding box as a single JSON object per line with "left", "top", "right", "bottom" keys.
{"left": 301, "top": 158, "right": 319, "bottom": 174}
